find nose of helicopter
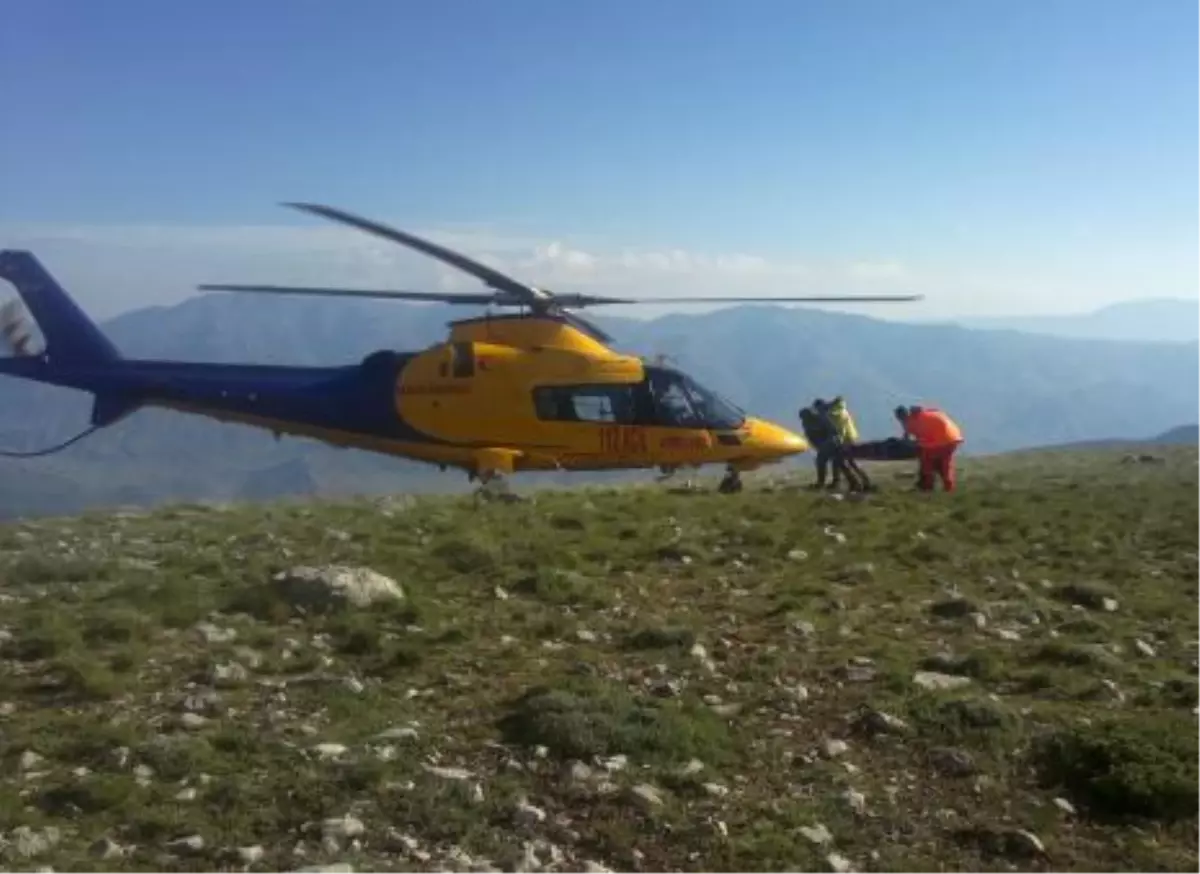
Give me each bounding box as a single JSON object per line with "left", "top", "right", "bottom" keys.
{"left": 744, "top": 417, "right": 809, "bottom": 456}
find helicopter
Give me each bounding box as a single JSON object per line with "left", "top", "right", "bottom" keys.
{"left": 0, "top": 203, "right": 921, "bottom": 496}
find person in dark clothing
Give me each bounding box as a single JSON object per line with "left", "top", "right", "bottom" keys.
{"left": 799, "top": 405, "right": 862, "bottom": 491}
{"left": 814, "top": 396, "right": 873, "bottom": 491}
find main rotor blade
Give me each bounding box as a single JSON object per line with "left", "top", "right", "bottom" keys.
{"left": 567, "top": 294, "right": 925, "bottom": 306}
{"left": 282, "top": 202, "right": 547, "bottom": 304}
{"left": 197, "top": 283, "right": 502, "bottom": 306}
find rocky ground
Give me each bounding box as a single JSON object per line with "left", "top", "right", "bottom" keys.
{"left": 0, "top": 447, "right": 1196, "bottom": 872}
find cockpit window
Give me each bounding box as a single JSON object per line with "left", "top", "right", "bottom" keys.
{"left": 649, "top": 369, "right": 702, "bottom": 427}
{"left": 646, "top": 366, "right": 746, "bottom": 430}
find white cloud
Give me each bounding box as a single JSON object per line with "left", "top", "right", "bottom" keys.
{"left": 0, "top": 219, "right": 928, "bottom": 320}
{"left": 848, "top": 260, "right": 908, "bottom": 280}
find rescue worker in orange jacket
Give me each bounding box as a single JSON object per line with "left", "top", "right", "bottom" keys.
{"left": 894, "top": 404, "right": 964, "bottom": 491}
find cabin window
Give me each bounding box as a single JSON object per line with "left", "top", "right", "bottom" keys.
{"left": 451, "top": 342, "right": 475, "bottom": 378}
{"left": 533, "top": 385, "right": 638, "bottom": 424}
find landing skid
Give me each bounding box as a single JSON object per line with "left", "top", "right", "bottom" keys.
{"left": 655, "top": 465, "right": 698, "bottom": 491}
{"left": 657, "top": 464, "right": 742, "bottom": 494}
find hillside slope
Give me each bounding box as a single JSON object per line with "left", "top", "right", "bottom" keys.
{"left": 0, "top": 295, "right": 1196, "bottom": 518}
{"left": 0, "top": 447, "right": 1196, "bottom": 872}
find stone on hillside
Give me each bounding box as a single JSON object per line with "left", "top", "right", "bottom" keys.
{"left": 827, "top": 852, "right": 855, "bottom": 873}
{"left": 166, "top": 834, "right": 205, "bottom": 855}
{"left": 11, "top": 825, "right": 61, "bottom": 858}
{"left": 799, "top": 823, "right": 833, "bottom": 846}
{"left": 271, "top": 565, "right": 404, "bottom": 612}
{"left": 237, "top": 845, "right": 265, "bottom": 864}
{"left": 913, "top": 671, "right": 973, "bottom": 692}
{"left": 630, "top": 783, "right": 665, "bottom": 808}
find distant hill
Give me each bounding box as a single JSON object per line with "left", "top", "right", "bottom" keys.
{"left": 956, "top": 298, "right": 1200, "bottom": 343}
{"left": 1153, "top": 424, "right": 1200, "bottom": 444}
{"left": 0, "top": 293, "right": 1196, "bottom": 519}
{"left": 1012, "top": 422, "right": 1199, "bottom": 455}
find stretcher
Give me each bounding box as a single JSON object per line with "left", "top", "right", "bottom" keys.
{"left": 846, "top": 437, "right": 920, "bottom": 462}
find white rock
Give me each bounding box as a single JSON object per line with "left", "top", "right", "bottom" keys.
{"left": 376, "top": 726, "right": 419, "bottom": 741}
{"left": 12, "top": 826, "right": 61, "bottom": 858}
{"left": 799, "top": 823, "right": 833, "bottom": 845}
{"left": 1134, "top": 639, "right": 1157, "bottom": 658}
{"left": 703, "top": 782, "right": 730, "bottom": 797}
{"left": 312, "top": 743, "right": 348, "bottom": 760}
{"left": 827, "top": 852, "right": 855, "bottom": 872}
{"left": 299, "top": 865, "right": 354, "bottom": 873}
{"left": 166, "top": 834, "right": 205, "bottom": 855}
{"left": 576, "top": 629, "right": 597, "bottom": 643}
{"left": 322, "top": 815, "right": 366, "bottom": 840}
{"left": 238, "top": 845, "right": 265, "bottom": 864}
{"left": 422, "top": 764, "right": 473, "bottom": 781}
{"left": 195, "top": 621, "right": 237, "bottom": 644}
{"left": 791, "top": 684, "right": 810, "bottom": 703}
{"left": 600, "top": 754, "right": 627, "bottom": 772}
{"left": 843, "top": 788, "right": 867, "bottom": 814}
{"left": 679, "top": 758, "right": 704, "bottom": 775}
{"left": 1102, "top": 597, "right": 1119, "bottom": 612}
{"left": 271, "top": 565, "right": 405, "bottom": 611}
{"left": 631, "top": 783, "right": 664, "bottom": 807}
{"left": 179, "top": 712, "right": 210, "bottom": 730}
{"left": 515, "top": 798, "right": 547, "bottom": 824}
{"left": 913, "top": 671, "right": 973, "bottom": 691}
{"left": 89, "top": 837, "right": 126, "bottom": 860}
{"left": 175, "top": 787, "right": 198, "bottom": 801}
{"left": 19, "top": 750, "right": 44, "bottom": 771}
{"left": 209, "top": 661, "right": 249, "bottom": 687}
{"left": 1053, "top": 797, "right": 1076, "bottom": 815}
{"left": 824, "top": 738, "right": 850, "bottom": 758}
{"left": 583, "top": 862, "right": 613, "bottom": 873}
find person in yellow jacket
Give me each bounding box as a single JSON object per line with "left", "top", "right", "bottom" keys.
{"left": 814, "top": 396, "right": 873, "bottom": 491}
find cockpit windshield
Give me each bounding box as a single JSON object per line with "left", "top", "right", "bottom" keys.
{"left": 646, "top": 366, "right": 745, "bottom": 430}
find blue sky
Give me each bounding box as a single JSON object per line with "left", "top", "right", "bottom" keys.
{"left": 0, "top": 0, "right": 1196, "bottom": 320}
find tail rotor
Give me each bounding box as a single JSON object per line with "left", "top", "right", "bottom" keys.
{"left": 0, "top": 299, "right": 38, "bottom": 357}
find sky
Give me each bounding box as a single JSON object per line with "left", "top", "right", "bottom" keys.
{"left": 0, "top": 0, "right": 1196, "bottom": 321}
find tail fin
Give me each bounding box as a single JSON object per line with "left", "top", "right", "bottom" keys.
{"left": 0, "top": 250, "right": 121, "bottom": 364}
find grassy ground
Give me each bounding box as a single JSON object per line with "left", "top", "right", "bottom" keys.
{"left": 0, "top": 446, "right": 1196, "bottom": 872}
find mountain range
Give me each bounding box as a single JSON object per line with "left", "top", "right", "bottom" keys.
{"left": 0, "top": 293, "right": 1195, "bottom": 519}
{"left": 953, "top": 297, "right": 1199, "bottom": 343}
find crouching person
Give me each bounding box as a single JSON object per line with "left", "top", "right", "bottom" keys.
{"left": 895, "top": 404, "right": 964, "bottom": 492}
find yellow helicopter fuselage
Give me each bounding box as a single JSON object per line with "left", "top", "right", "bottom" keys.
{"left": 378, "top": 314, "right": 808, "bottom": 478}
